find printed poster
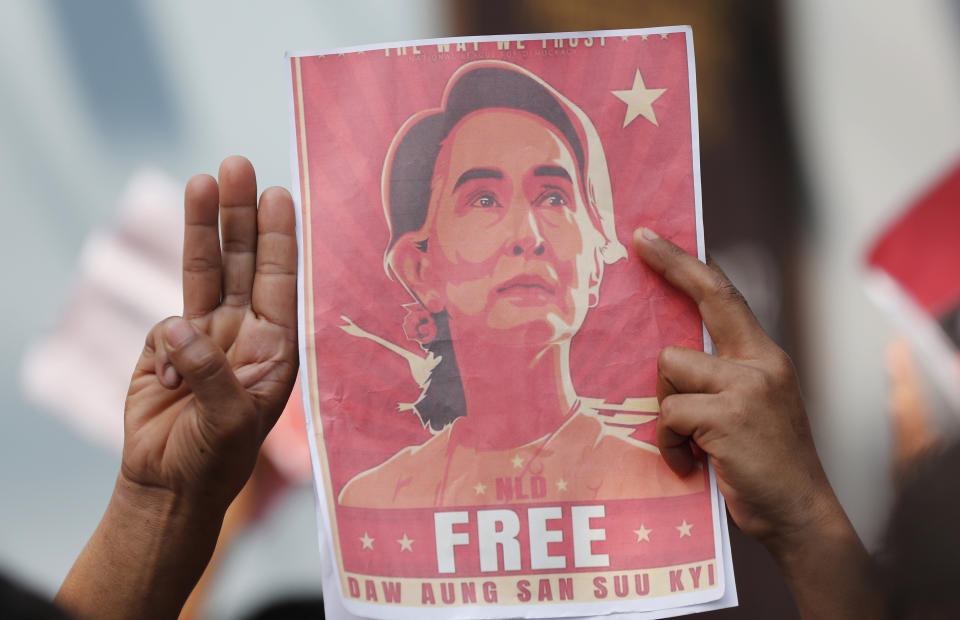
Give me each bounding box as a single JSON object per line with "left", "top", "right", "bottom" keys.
{"left": 288, "top": 27, "right": 732, "bottom": 618}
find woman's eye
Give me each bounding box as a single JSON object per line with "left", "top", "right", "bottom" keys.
{"left": 539, "top": 191, "right": 567, "bottom": 207}
{"left": 470, "top": 194, "right": 500, "bottom": 208}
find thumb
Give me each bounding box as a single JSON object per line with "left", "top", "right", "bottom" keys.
{"left": 162, "top": 318, "right": 251, "bottom": 430}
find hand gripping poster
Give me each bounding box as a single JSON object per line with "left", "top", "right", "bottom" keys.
{"left": 287, "top": 27, "right": 734, "bottom": 619}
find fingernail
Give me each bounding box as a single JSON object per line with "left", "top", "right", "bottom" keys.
{"left": 166, "top": 319, "right": 195, "bottom": 347}
{"left": 633, "top": 227, "right": 659, "bottom": 246}
{"left": 162, "top": 364, "right": 180, "bottom": 387}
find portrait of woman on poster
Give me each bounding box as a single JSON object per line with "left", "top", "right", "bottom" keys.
{"left": 337, "top": 61, "right": 705, "bottom": 508}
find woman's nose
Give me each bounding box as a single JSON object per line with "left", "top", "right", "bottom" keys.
{"left": 510, "top": 210, "right": 546, "bottom": 256}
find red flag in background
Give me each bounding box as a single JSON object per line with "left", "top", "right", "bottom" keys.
{"left": 865, "top": 159, "right": 960, "bottom": 408}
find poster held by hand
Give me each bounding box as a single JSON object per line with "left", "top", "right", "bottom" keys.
{"left": 288, "top": 27, "right": 734, "bottom": 619}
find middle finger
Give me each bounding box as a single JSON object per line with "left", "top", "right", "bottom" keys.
{"left": 218, "top": 156, "right": 258, "bottom": 308}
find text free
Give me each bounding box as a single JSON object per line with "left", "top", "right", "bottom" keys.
{"left": 434, "top": 505, "right": 609, "bottom": 573}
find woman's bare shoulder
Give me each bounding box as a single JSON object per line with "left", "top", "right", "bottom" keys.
{"left": 337, "top": 431, "right": 451, "bottom": 507}
{"left": 584, "top": 418, "right": 707, "bottom": 497}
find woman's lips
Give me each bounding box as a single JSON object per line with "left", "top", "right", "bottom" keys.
{"left": 496, "top": 275, "right": 556, "bottom": 295}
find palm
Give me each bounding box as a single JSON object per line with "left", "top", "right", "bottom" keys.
{"left": 121, "top": 157, "right": 297, "bottom": 508}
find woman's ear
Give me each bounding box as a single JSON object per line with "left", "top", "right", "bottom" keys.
{"left": 391, "top": 235, "right": 444, "bottom": 313}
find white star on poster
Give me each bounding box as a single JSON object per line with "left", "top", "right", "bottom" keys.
{"left": 511, "top": 454, "right": 524, "bottom": 469}
{"left": 660, "top": 33, "right": 669, "bottom": 39}
{"left": 556, "top": 478, "right": 568, "bottom": 492}
{"left": 359, "top": 531, "right": 375, "bottom": 549}
{"left": 633, "top": 525, "right": 652, "bottom": 542}
{"left": 612, "top": 70, "right": 667, "bottom": 128}
{"left": 676, "top": 520, "right": 693, "bottom": 538}
{"left": 474, "top": 482, "right": 487, "bottom": 495}
{"left": 397, "top": 533, "right": 415, "bottom": 552}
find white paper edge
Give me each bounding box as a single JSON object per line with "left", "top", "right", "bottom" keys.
{"left": 286, "top": 26, "right": 698, "bottom": 60}
{"left": 285, "top": 51, "right": 339, "bottom": 599}
{"left": 686, "top": 20, "right": 733, "bottom": 611}
{"left": 285, "top": 25, "right": 736, "bottom": 619}
{"left": 863, "top": 268, "right": 960, "bottom": 411}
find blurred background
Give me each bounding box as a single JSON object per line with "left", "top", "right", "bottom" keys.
{"left": 2, "top": 1, "right": 959, "bottom": 617}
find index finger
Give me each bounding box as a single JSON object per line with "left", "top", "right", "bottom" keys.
{"left": 633, "top": 227, "right": 764, "bottom": 357}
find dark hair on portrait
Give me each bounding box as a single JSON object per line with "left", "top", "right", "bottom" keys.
{"left": 385, "top": 67, "right": 587, "bottom": 249}
{"left": 381, "top": 61, "right": 624, "bottom": 431}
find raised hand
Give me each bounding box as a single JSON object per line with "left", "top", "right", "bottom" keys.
{"left": 633, "top": 227, "right": 881, "bottom": 619}
{"left": 58, "top": 157, "right": 298, "bottom": 619}
{"left": 122, "top": 156, "right": 298, "bottom": 510}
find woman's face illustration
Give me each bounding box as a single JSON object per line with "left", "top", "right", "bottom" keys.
{"left": 420, "top": 109, "right": 604, "bottom": 345}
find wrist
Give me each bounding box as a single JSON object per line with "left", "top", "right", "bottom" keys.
{"left": 57, "top": 474, "right": 226, "bottom": 619}
{"left": 117, "top": 457, "right": 237, "bottom": 515}
{"left": 757, "top": 480, "right": 882, "bottom": 619}
{"left": 112, "top": 470, "right": 227, "bottom": 546}
{"left": 762, "top": 482, "right": 858, "bottom": 571}
{"left": 107, "top": 472, "right": 226, "bottom": 599}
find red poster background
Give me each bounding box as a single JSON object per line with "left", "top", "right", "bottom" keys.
{"left": 292, "top": 32, "right": 710, "bottom": 585}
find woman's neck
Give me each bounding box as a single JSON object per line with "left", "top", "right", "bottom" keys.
{"left": 448, "top": 337, "right": 577, "bottom": 450}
